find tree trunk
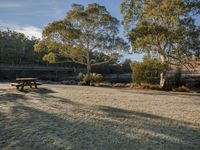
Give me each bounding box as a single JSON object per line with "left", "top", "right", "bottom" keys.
{"left": 175, "top": 66, "right": 182, "bottom": 87}
{"left": 160, "top": 72, "right": 166, "bottom": 87}
{"left": 85, "top": 51, "right": 92, "bottom": 85}
{"left": 86, "top": 51, "right": 91, "bottom": 75}
{"left": 86, "top": 62, "right": 91, "bottom": 75}
{"left": 160, "top": 54, "right": 166, "bottom": 88}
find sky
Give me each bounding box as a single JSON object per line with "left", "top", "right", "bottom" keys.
{"left": 0, "top": 0, "right": 144, "bottom": 61}
{"left": 0, "top": 0, "right": 199, "bottom": 61}
{"left": 0, "top": 0, "right": 125, "bottom": 39}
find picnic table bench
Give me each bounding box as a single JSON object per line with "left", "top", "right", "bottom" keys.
{"left": 11, "top": 78, "right": 42, "bottom": 90}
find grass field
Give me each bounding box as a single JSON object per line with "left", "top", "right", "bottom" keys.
{"left": 0, "top": 84, "right": 200, "bottom": 150}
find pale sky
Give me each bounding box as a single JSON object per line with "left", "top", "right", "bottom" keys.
{"left": 0, "top": 0, "right": 124, "bottom": 38}
{"left": 0, "top": 0, "right": 199, "bottom": 61}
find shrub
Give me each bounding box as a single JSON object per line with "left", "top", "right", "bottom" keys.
{"left": 130, "top": 83, "right": 162, "bottom": 90}
{"left": 130, "top": 56, "right": 166, "bottom": 85}
{"left": 77, "top": 73, "right": 103, "bottom": 84}
{"left": 92, "top": 73, "right": 103, "bottom": 83}
{"left": 77, "top": 72, "right": 85, "bottom": 81}
{"left": 173, "top": 86, "right": 190, "bottom": 92}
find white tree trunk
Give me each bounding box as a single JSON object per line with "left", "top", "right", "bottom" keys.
{"left": 86, "top": 51, "right": 91, "bottom": 75}
{"left": 160, "top": 54, "right": 166, "bottom": 88}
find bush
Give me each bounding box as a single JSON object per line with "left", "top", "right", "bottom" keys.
{"left": 77, "top": 73, "right": 103, "bottom": 84}
{"left": 173, "top": 86, "right": 190, "bottom": 92}
{"left": 77, "top": 72, "right": 84, "bottom": 81}
{"left": 92, "top": 73, "right": 103, "bottom": 82}
{"left": 130, "top": 83, "right": 162, "bottom": 90}
{"left": 130, "top": 56, "right": 166, "bottom": 85}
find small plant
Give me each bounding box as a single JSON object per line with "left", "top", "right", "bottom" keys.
{"left": 77, "top": 72, "right": 85, "bottom": 81}
{"left": 92, "top": 73, "right": 103, "bottom": 83}
{"left": 77, "top": 73, "right": 103, "bottom": 85}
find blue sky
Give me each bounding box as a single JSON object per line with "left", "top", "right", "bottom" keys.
{"left": 0, "top": 0, "right": 199, "bottom": 61}
{"left": 0, "top": 0, "right": 124, "bottom": 38}
{"left": 0, "top": 0, "right": 143, "bottom": 61}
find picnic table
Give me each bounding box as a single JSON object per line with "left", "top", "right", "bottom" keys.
{"left": 11, "top": 78, "right": 42, "bottom": 90}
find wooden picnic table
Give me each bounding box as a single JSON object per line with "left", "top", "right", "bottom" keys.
{"left": 12, "top": 78, "right": 40, "bottom": 90}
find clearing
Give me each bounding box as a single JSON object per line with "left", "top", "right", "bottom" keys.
{"left": 0, "top": 84, "right": 200, "bottom": 149}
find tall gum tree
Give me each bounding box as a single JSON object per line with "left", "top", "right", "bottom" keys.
{"left": 35, "top": 3, "right": 129, "bottom": 75}
{"left": 121, "top": 0, "right": 200, "bottom": 87}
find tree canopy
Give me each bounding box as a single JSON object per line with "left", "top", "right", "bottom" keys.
{"left": 35, "top": 3, "right": 129, "bottom": 74}
{"left": 0, "top": 30, "right": 43, "bottom": 65}
{"left": 121, "top": 0, "right": 200, "bottom": 86}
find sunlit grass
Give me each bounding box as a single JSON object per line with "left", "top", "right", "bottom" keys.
{"left": 0, "top": 84, "right": 200, "bottom": 149}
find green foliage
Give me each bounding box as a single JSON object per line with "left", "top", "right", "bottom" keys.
{"left": 35, "top": 3, "right": 129, "bottom": 74}
{"left": 121, "top": 0, "right": 200, "bottom": 65}
{"left": 77, "top": 72, "right": 103, "bottom": 84}
{"left": 0, "top": 30, "right": 43, "bottom": 64}
{"left": 43, "top": 52, "right": 56, "bottom": 63}
{"left": 131, "top": 57, "right": 166, "bottom": 84}
{"left": 121, "top": 0, "right": 200, "bottom": 87}
{"left": 92, "top": 73, "right": 103, "bottom": 83}
{"left": 77, "top": 72, "right": 85, "bottom": 81}
{"left": 91, "top": 52, "right": 120, "bottom": 64}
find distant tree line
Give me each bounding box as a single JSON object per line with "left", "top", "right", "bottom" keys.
{"left": 0, "top": 29, "right": 122, "bottom": 67}
{"left": 0, "top": 30, "right": 44, "bottom": 65}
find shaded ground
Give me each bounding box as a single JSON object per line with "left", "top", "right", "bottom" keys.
{"left": 0, "top": 83, "right": 200, "bottom": 150}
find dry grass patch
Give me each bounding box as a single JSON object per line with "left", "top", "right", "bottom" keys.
{"left": 0, "top": 84, "right": 200, "bottom": 149}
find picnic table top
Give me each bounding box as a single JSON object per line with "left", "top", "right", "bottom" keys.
{"left": 16, "top": 78, "right": 37, "bottom": 81}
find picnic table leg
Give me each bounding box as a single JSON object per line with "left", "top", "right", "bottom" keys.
{"left": 29, "top": 81, "right": 32, "bottom": 88}
{"left": 21, "top": 81, "right": 24, "bottom": 91}
{"left": 34, "top": 81, "right": 37, "bottom": 88}
{"left": 16, "top": 81, "right": 21, "bottom": 90}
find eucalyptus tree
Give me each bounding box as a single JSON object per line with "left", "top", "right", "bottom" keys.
{"left": 35, "top": 3, "right": 129, "bottom": 75}
{"left": 121, "top": 0, "right": 200, "bottom": 87}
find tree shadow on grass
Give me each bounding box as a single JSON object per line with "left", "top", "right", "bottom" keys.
{"left": 17, "top": 87, "right": 58, "bottom": 95}
{"left": 0, "top": 105, "right": 145, "bottom": 150}
{"left": 0, "top": 87, "right": 79, "bottom": 112}
{"left": 0, "top": 93, "right": 27, "bottom": 104}
{"left": 0, "top": 88, "right": 58, "bottom": 106}
{"left": 98, "top": 105, "right": 163, "bottom": 119}
{"left": 97, "top": 105, "right": 200, "bottom": 149}
{"left": 0, "top": 102, "right": 200, "bottom": 149}
{"left": 32, "top": 88, "right": 58, "bottom": 95}
{"left": 0, "top": 86, "right": 200, "bottom": 149}
{"left": 119, "top": 89, "right": 200, "bottom": 97}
